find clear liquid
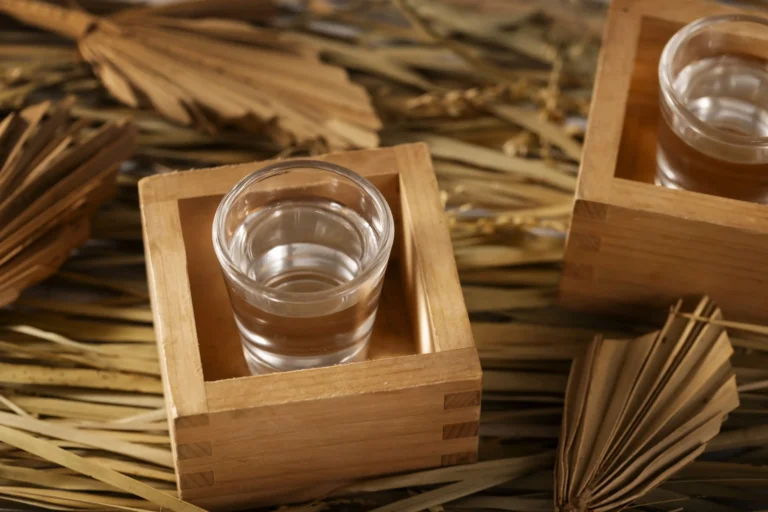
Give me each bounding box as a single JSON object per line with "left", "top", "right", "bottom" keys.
{"left": 657, "top": 55, "right": 768, "bottom": 202}
{"left": 675, "top": 55, "right": 768, "bottom": 137}
{"left": 227, "top": 198, "right": 383, "bottom": 373}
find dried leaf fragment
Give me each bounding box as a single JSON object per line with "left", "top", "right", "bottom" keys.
{"left": 555, "top": 297, "right": 740, "bottom": 512}
{"left": 0, "top": 0, "right": 382, "bottom": 150}
{"left": 0, "top": 98, "right": 136, "bottom": 307}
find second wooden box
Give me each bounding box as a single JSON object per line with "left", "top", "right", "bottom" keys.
{"left": 561, "top": 0, "right": 768, "bottom": 322}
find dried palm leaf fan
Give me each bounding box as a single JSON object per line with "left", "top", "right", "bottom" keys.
{"left": 0, "top": 0, "right": 382, "bottom": 150}
{"left": 0, "top": 97, "right": 136, "bottom": 307}
{"left": 555, "top": 296, "right": 740, "bottom": 512}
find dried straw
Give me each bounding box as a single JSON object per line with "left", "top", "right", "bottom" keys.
{"left": 0, "top": 0, "right": 765, "bottom": 511}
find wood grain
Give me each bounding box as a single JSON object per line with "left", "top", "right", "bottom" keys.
{"left": 139, "top": 144, "right": 481, "bottom": 510}
{"left": 141, "top": 200, "right": 207, "bottom": 419}
{"left": 561, "top": 0, "right": 768, "bottom": 322}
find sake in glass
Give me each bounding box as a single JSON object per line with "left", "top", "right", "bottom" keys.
{"left": 212, "top": 160, "right": 394, "bottom": 374}
{"left": 657, "top": 14, "right": 768, "bottom": 202}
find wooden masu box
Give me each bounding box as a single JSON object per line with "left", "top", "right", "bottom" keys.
{"left": 139, "top": 143, "right": 482, "bottom": 510}
{"left": 561, "top": 0, "right": 768, "bottom": 322}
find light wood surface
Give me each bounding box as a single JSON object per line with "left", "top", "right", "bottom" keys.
{"left": 561, "top": 0, "right": 768, "bottom": 321}
{"left": 141, "top": 200, "right": 207, "bottom": 418}
{"left": 140, "top": 144, "right": 481, "bottom": 510}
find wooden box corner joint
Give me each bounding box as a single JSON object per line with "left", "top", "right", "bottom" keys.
{"left": 140, "top": 144, "right": 482, "bottom": 511}
{"left": 561, "top": 0, "right": 768, "bottom": 322}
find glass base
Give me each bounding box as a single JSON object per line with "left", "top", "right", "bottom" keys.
{"left": 241, "top": 337, "right": 370, "bottom": 374}
{"left": 655, "top": 148, "right": 684, "bottom": 191}
{"left": 655, "top": 139, "right": 768, "bottom": 203}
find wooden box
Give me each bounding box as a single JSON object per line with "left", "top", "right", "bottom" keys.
{"left": 139, "top": 144, "right": 482, "bottom": 510}
{"left": 561, "top": 0, "right": 768, "bottom": 322}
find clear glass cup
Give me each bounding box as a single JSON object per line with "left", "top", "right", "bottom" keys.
{"left": 212, "top": 160, "right": 394, "bottom": 374}
{"left": 656, "top": 14, "right": 768, "bottom": 202}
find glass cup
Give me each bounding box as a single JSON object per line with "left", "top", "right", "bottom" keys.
{"left": 656, "top": 14, "right": 768, "bottom": 203}
{"left": 212, "top": 160, "right": 395, "bottom": 374}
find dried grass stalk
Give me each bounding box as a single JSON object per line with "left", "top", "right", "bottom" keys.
{"left": 368, "top": 475, "right": 516, "bottom": 512}
{"left": 391, "top": 133, "right": 577, "bottom": 190}
{"left": 463, "top": 286, "right": 557, "bottom": 313}
{"left": 0, "top": 425, "right": 203, "bottom": 512}
{"left": 16, "top": 299, "right": 153, "bottom": 324}
{"left": 337, "top": 452, "right": 554, "bottom": 495}
{"left": 0, "top": 412, "right": 171, "bottom": 467}
{"left": 0, "top": 315, "right": 155, "bottom": 343}
{"left": 0, "top": 363, "right": 161, "bottom": 393}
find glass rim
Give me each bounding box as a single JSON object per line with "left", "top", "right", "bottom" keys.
{"left": 212, "top": 159, "right": 395, "bottom": 304}
{"left": 659, "top": 13, "right": 768, "bottom": 147}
